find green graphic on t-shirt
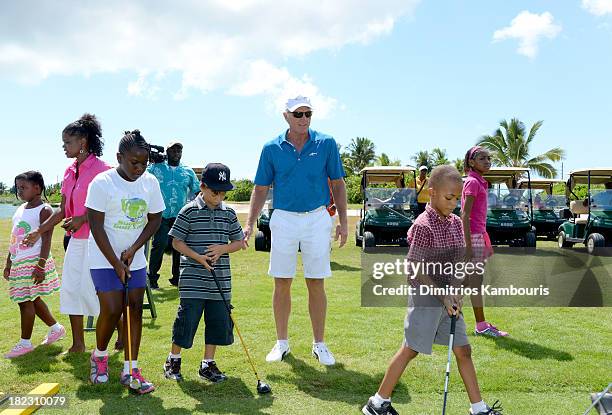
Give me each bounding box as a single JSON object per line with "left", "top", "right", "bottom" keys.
{"left": 114, "top": 198, "right": 148, "bottom": 230}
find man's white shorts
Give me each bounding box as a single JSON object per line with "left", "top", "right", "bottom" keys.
{"left": 268, "top": 207, "right": 333, "bottom": 279}
{"left": 60, "top": 238, "right": 100, "bottom": 316}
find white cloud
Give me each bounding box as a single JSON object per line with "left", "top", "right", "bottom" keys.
{"left": 582, "top": 0, "right": 612, "bottom": 15}
{"left": 0, "top": 1, "right": 419, "bottom": 114}
{"left": 493, "top": 11, "right": 562, "bottom": 58}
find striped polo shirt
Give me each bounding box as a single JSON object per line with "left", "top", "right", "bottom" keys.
{"left": 168, "top": 195, "right": 244, "bottom": 300}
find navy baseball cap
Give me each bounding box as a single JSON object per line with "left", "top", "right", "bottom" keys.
{"left": 201, "top": 163, "right": 235, "bottom": 192}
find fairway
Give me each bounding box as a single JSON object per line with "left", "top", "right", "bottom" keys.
{"left": 0, "top": 216, "right": 610, "bottom": 414}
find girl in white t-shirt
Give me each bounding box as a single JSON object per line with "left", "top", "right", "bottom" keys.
{"left": 85, "top": 130, "right": 165, "bottom": 394}
{"left": 4, "top": 171, "right": 64, "bottom": 358}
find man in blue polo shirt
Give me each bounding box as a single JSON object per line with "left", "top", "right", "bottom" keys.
{"left": 147, "top": 141, "right": 200, "bottom": 288}
{"left": 244, "top": 96, "right": 348, "bottom": 366}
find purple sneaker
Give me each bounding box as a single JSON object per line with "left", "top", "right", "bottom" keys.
{"left": 90, "top": 352, "right": 109, "bottom": 384}
{"left": 4, "top": 343, "right": 34, "bottom": 359}
{"left": 121, "top": 368, "right": 155, "bottom": 394}
{"left": 475, "top": 322, "right": 509, "bottom": 337}
{"left": 41, "top": 325, "right": 66, "bottom": 345}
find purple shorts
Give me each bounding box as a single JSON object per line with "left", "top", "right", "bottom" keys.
{"left": 90, "top": 267, "right": 147, "bottom": 293}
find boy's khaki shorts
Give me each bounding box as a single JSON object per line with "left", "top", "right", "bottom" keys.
{"left": 403, "top": 293, "right": 470, "bottom": 355}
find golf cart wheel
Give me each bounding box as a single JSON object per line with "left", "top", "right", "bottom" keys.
{"left": 254, "top": 231, "right": 269, "bottom": 252}
{"left": 355, "top": 231, "right": 362, "bottom": 247}
{"left": 557, "top": 231, "right": 573, "bottom": 248}
{"left": 586, "top": 233, "right": 605, "bottom": 255}
{"left": 363, "top": 231, "right": 376, "bottom": 252}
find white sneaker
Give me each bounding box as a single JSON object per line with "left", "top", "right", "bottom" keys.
{"left": 265, "top": 341, "right": 290, "bottom": 362}
{"left": 312, "top": 342, "right": 336, "bottom": 366}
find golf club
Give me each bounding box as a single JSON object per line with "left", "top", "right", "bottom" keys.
{"left": 124, "top": 280, "right": 141, "bottom": 391}
{"left": 209, "top": 267, "right": 272, "bottom": 395}
{"left": 442, "top": 309, "right": 457, "bottom": 415}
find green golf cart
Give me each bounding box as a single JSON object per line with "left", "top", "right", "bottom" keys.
{"left": 557, "top": 168, "right": 612, "bottom": 255}
{"left": 355, "top": 166, "right": 418, "bottom": 252}
{"left": 483, "top": 167, "right": 536, "bottom": 247}
{"left": 254, "top": 190, "right": 273, "bottom": 252}
{"left": 518, "top": 178, "right": 567, "bottom": 240}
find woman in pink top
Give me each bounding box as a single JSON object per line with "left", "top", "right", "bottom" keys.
{"left": 461, "top": 146, "right": 509, "bottom": 337}
{"left": 23, "top": 113, "right": 114, "bottom": 353}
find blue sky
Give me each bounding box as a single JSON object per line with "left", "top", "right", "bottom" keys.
{"left": 1, "top": 0, "right": 611, "bottom": 186}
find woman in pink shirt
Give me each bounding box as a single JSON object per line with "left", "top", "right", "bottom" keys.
{"left": 23, "top": 113, "right": 113, "bottom": 353}
{"left": 461, "top": 146, "right": 509, "bottom": 337}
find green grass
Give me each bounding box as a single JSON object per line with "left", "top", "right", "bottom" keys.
{"left": 0, "top": 217, "right": 610, "bottom": 414}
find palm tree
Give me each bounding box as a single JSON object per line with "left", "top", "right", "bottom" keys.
{"left": 478, "top": 118, "right": 565, "bottom": 178}
{"left": 412, "top": 150, "right": 432, "bottom": 170}
{"left": 431, "top": 148, "right": 450, "bottom": 166}
{"left": 347, "top": 137, "right": 376, "bottom": 173}
{"left": 378, "top": 153, "right": 391, "bottom": 166}
{"left": 377, "top": 153, "right": 402, "bottom": 166}
{"left": 454, "top": 158, "right": 465, "bottom": 174}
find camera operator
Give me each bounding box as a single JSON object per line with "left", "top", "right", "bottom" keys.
{"left": 147, "top": 141, "right": 199, "bottom": 288}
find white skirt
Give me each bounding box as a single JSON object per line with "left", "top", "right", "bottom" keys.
{"left": 60, "top": 238, "right": 100, "bottom": 316}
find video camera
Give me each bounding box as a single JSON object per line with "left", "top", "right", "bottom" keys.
{"left": 149, "top": 144, "right": 167, "bottom": 164}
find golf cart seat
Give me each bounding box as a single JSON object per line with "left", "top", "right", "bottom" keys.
{"left": 570, "top": 200, "right": 588, "bottom": 214}
{"left": 570, "top": 201, "right": 589, "bottom": 224}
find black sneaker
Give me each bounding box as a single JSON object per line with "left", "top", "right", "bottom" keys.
{"left": 149, "top": 281, "right": 160, "bottom": 290}
{"left": 362, "top": 398, "right": 399, "bottom": 415}
{"left": 198, "top": 361, "right": 227, "bottom": 383}
{"left": 168, "top": 278, "right": 179, "bottom": 287}
{"left": 163, "top": 357, "right": 183, "bottom": 381}
{"left": 471, "top": 400, "right": 503, "bottom": 415}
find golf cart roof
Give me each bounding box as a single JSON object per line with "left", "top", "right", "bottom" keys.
{"left": 482, "top": 167, "right": 530, "bottom": 185}
{"left": 568, "top": 168, "right": 612, "bottom": 185}
{"left": 360, "top": 166, "right": 417, "bottom": 186}
{"left": 517, "top": 179, "right": 564, "bottom": 190}
{"left": 360, "top": 166, "right": 417, "bottom": 174}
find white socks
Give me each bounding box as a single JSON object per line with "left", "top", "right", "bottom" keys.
{"left": 124, "top": 360, "right": 138, "bottom": 373}
{"left": 371, "top": 392, "right": 391, "bottom": 407}
{"left": 19, "top": 338, "right": 32, "bottom": 347}
{"left": 94, "top": 348, "right": 108, "bottom": 357}
{"left": 49, "top": 323, "right": 63, "bottom": 333}
{"left": 169, "top": 352, "right": 181, "bottom": 359}
{"left": 277, "top": 339, "right": 289, "bottom": 348}
{"left": 471, "top": 401, "right": 487, "bottom": 414}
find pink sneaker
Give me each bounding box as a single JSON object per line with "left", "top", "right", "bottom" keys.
{"left": 475, "top": 322, "right": 509, "bottom": 337}
{"left": 90, "top": 352, "right": 109, "bottom": 384}
{"left": 120, "top": 368, "right": 155, "bottom": 394}
{"left": 41, "top": 325, "right": 66, "bottom": 345}
{"left": 4, "top": 343, "right": 34, "bottom": 359}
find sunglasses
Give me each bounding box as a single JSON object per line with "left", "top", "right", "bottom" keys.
{"left": 291, "top": 111, "right": 312, "bottom": 119}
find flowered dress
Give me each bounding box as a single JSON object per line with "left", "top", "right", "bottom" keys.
{"left": 8, "top": 203, "right": 60, "bottom": 302}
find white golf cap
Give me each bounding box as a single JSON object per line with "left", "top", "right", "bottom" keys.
{"left": 166, "top": 140, "right": 183, "bottom": 150}
{"left": 419, "top": 165, "right": 428, "bottom": 171}
{"left": 286, "top": 96, "right": 313, "bottom": 112}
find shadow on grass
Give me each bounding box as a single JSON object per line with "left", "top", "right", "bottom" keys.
{"left": 480, "top": 336, "right": 573, "bottom": 361}
{"left": 267, "top": 355, "right": 411, "bottom": 410}
{"left": 330, "top": 261, "right": 361, "bottom": 272}
{"left": 73, "top": 363, "right": 192, "bottom": 414}
{"left": 8, "top": 344, "right": 63, "bottom": 375}
{"left": 178, "top": 378, "right": 274, "bottom": 414}
{"left": 149, "top": 286, "right": 180, "bottom": 303}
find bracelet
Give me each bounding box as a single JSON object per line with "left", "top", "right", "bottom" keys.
{"left": 37, "top": 257, "right": 47, "bottom": 266}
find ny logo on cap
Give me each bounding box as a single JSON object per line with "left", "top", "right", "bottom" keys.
{"left": 219, "top": 171, "right": 227, "bottom": 182}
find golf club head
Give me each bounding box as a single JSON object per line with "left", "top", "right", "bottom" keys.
{"left": 129, "top": 375, "right": 142, "bottom": 390}
{"left": 257, "top": 380, "right": 272, "bottom": 394}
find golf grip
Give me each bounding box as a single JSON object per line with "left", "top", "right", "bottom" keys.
{"left": 442, "top": 314, "right": 457, "bottom": 415}
{"left": 209, "top": 268, "right": 260, "bottom": 379}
